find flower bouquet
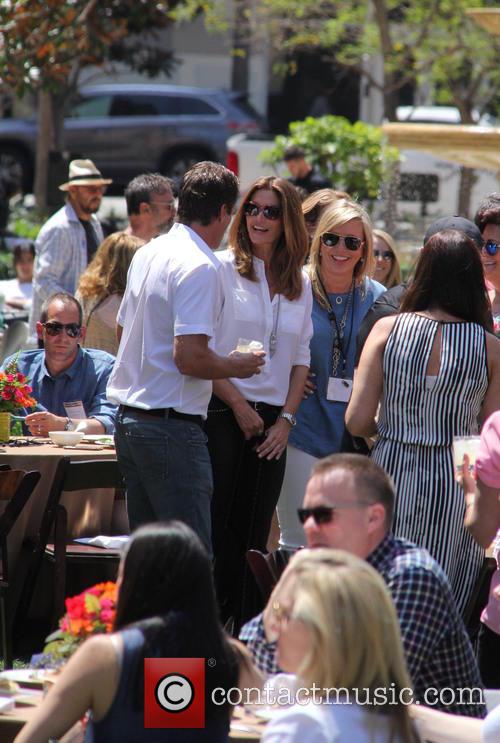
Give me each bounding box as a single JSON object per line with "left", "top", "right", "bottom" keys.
{"left": 0, "top": 356, "right": 36, "bottom": 439}
{"left": 36, "top": 582, "right": 117, "bottom": 667}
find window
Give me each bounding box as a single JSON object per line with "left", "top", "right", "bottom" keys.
{"left": 68, "top": 95, "right": 113, "bottom": 118}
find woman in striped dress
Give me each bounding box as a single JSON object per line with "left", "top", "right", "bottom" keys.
{"left": 346, "top": 229, "right": 500, "bottom": 614}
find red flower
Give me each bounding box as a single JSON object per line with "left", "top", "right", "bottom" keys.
{"left": 1, "top": 391, "right": 11, "bottom": 400}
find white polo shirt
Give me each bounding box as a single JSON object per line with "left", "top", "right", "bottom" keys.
{"left": 106, "top": 223, "right": 223, "bottom": 416}
{"left": 214, "top": 250, "right": 313, "bottom": 406}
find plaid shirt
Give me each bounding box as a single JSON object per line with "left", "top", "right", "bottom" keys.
{"left": 240, "top": 534, "right": 486, "bottom": 718}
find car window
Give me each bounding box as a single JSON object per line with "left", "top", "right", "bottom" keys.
{"left": 164, "top": 96, "right": 220, "bottom": 116}
{"left": 110, "top": 96, "right": 160, "bottom": 116}
{"left": 108, "top": 94, "right": 220, "bottom": 117}
{"left": 68, "top": 95, "right": 113, "bottom": 118}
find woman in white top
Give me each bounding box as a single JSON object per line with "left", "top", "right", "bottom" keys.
{"left": 263, "top": 549, "right": 420, "bottom": 743}
{"left": 0, "top": 242, "right": 35, "bottom": 309}
{"left": 206, "top": 176, "right": 312, "bottom": 631}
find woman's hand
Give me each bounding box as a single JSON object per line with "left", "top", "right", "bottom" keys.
{"left": 303, "top": 371, "right": 316, "bottom": 399}
{"left": 456, "top": 453, "right": 476, "bottom": 497}
{"left": 232, "top": 399, "right": 265, "bottom": 440}
{"left": 255, "top": 418, "right": 291, "bottom": 460}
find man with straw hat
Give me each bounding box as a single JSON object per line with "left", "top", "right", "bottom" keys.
{"left": 29, "top": 159, "right": 112, "bottom": 342}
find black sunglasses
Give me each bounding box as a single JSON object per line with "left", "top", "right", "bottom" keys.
{"left": 243, "top": 201, "right": 282, "bottom": 221}
{"left": 321, "top": 232, "right": 363, "bottom": 251}
{"left": 42, "top": 322, "right": 82, "bottom": 338}
{"left": 297, "top": 501, "right": 373, "bottom": 525}
{"left": 374, "top": 249, "right": 393, "bottom": 261}
{"left": 483, "top": 240, "right": 500, "bottom": 257}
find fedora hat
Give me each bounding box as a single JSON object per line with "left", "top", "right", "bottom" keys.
{"left": 59, "top": 159, "right": 113, "bottom": 191}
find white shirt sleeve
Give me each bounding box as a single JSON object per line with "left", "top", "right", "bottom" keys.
{"left": 262, "top": 704, "right": 337, "bottom": 743}
{"left": 173, "top": 263, "right": 220, "bottom": 338}
{"left": 294, "top": 277, "right": 313, "bottom": 366}
{"left": 483, "top": 705, "right": 500, "bottom": 742}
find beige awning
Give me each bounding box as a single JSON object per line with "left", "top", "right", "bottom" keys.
{"left": 382, "top": 123, "right": 500, "bottom": 173}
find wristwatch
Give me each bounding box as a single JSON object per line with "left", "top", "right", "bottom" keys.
{"left": 64, "top": 417, "right": 75, "bottom": 431}
{"left": 279, "top": 411, "right": 297, "bottom": 427}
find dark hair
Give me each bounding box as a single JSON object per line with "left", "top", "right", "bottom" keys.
{"left": 230, "top": 175, "right": 308, "bottom": 301}
{"left": 400, "top": 229, "right": 492, "bottom": 330}
{"left": 114, "top": 522, "right": 238, "bottom": 720}
{"left": 177, "top": 161, "right": 239, "bottom": 226}
{"left": 311, "top": 453, "right": 395, "bottom": 528}
{"left": 474, "top": 192, "right": 500, "bottom": 233}
{"left": 40, "top": 292, "right": 83, "bottom": 325}
{"left": 283, "top": 145, "right": 306, "bottom": 161}
{"left": 13, "top": 242, "right": 35, "bottom": 264}
{"left": 125, "top": 173, "right": 174, "bottom": 216}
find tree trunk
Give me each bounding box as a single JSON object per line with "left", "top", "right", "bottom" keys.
{"left": 34, "top": 90, "right": 54, "bottom": 216}
{"left": 457, "top": 167, "right": 476, "bottom": 218}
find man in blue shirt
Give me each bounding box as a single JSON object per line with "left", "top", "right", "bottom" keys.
{"left": 3, "top": 292, "right": 116, "bottom": 435}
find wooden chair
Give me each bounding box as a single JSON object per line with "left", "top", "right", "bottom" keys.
{"left": 246, "top": 548, "right": 295, "bottom": 603}
{"left": 0, "top": 468, "right": 41, "bottom": 667}
{"left": 43, "top": 458, "right": 126, "bottom": 625}
{"left": 463, "top": 556, "right": 497, "bottom": 640}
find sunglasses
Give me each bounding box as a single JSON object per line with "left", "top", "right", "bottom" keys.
{"left": 42, "top": 322, "right": 82, "bottom": 338}
{"left": 483, "top": 240, "right": 500, "bottom": 257}
{"left": 297, "top": 501, "right": 373, "bottom": 525}
{"left": 374, "top": 249, "right": 393, "bottom": 261}
{"left": 321, "top": 232, "right": 363, "bottom": 251}
{"left": 243, "top": 201, "right": 282, "bottom": 221}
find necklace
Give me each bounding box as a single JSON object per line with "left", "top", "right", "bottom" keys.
{"left": 269, "top": 295, "right": 281, "bottom": 357}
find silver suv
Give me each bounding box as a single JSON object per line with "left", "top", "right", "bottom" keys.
{"left": 0, "top": 83, "right": 262, "bottom": 192}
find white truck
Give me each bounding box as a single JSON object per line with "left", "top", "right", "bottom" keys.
{"left": 226, "top": 107, "right": 499, "bottom": 218}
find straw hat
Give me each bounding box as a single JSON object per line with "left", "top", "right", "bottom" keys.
{"left": 59, "top": 159, "right": 113, "bottom": 191}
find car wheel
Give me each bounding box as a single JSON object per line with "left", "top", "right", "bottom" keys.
{"left": 161, "top": 149, "right": 213, "bottom": 183}
{"left": 0, "top": 146, "right": 32, "bottom": 195}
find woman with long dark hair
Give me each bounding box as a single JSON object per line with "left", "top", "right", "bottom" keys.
{"left": 206, "top": 175, "right": 312, "bottom": 631}
{"left": 347, "top": 229, "right": 500, "bottom": 614}
{"left": 15, "top": 522, "right": 243, "bottom": 743}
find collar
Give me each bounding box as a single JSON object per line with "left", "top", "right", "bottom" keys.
{"left": 366, "top": 532, "right": 395, "bottom": 571}
{"left": 42, "top": 346, "right": 84, "bottom": 380}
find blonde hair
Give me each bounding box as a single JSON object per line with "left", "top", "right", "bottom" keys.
{"left": 373, "top": 228, "right": 402, "bottom": 288}
{"left": 78, "top": 231, "right": 144, "bottom": 300}
{"left": 229, "top": 176, "right": 308, "bottom": 301}
{"left": 285, "top": 550, "right": 418, "bottom": 743}
{"left": 308, "top": 200, "right": 374, "bottom": 309}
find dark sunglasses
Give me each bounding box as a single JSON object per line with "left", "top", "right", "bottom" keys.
{"left": 483, "top": 240, "right": 500, "bottom": 257}
{"left": 374, "top": 249, "right": 393, "bottom": 261}
{"left": 42, "top": 322, "right": 82, "bottom": 338}
{"left": 321, "top": 232, "right": 363, "bottom": 251}
{"left": 297, "top": 501, "right": 373, "bottom": 525}
{"left": 243, "top": 201, "right": 282, "bottom": 221}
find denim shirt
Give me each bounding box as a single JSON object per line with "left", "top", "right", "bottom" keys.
{"left": 2, "top": 347, "right": 117, "bottom": 433}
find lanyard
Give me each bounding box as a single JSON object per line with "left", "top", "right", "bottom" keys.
{"left": 318, "top": 276, "right": 355, "bottom": 378}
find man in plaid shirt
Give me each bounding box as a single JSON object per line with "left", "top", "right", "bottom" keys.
{"left": 240, "top": 454, "right": 486, "bottom": 718}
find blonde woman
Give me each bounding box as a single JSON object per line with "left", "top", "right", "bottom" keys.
{"left": 277, "top": 200, "right": 385, "bottom": 550}
{"left": 76, "top": 231, "right": 144, "bottom": 355}
{"left": 263, "top": 549, "right": 420, "bottom": 742}
{"left": 372, "top": 228, "right": 402, "bottom": 288}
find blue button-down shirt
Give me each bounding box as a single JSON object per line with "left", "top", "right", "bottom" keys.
{"left": 2, "top": 347, "right": 117, "bottom": 433}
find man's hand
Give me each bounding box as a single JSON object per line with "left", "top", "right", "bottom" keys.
{"left": 232, "top": 399, "right": 265, "bottom": 440}
{"left": 25, "top": 411, "right": 66, "bottom": 437}
{"left": 228, "top": 350, "right": 266, "bottom": 379}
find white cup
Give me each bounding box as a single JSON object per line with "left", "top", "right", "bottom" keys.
{"left": 236, "top": 338, "right": 263, "bottom": 353}
{"left": 452, "top": 435, "right": 481, "bottom": 473}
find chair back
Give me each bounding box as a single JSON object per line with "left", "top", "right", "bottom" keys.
{"left": 0, "top": 320, "right": 29, "bottom": 362}
{"left": 246, "top": 548, "right": 294, "bottom": 602}
{"left": 0, "top": 469, "right": 41, "bottom": 583}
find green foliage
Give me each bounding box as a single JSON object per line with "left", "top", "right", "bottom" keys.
{"left": 261, "top": 116, "right": 399, "bottom": 202}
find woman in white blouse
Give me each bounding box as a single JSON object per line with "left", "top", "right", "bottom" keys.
{"left": 206, "top": 176, "right": 312, "bottom": 631}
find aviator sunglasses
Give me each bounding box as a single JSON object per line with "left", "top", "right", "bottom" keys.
{"left": 321, "top": 232, "right": 363, "bottom": 251}
{"left": 42, "top": 322, "right": 82, "bottom": 338}
{"left": 483, "top": 240, "right": 500, "bottom": 257}
{"left": 297, "top": 501, "right": 372, "bottom": 525}
{"left": 243, "top": 201, "right": 282, "bottom": 221}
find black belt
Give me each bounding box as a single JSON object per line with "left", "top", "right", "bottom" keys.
{"left": 120, "top": 405, "right": 202, "bottom": 426}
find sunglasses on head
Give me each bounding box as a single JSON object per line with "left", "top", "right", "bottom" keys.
{"left": 297, "top": 500, "right": 373, "bottom": 525}
{"left": 243, "top": 201, "right": 282, "bottom": 221}
{"left": 321, "top": 232, "right": 363, "bottom": 251}
{"left": 42, "top": 322, "right": 82, "bottom": 338}
{"left": 483, "top": 240, "right": 500, "bottom": 257}
{"left": 374, "top": 249, "right": 393, "bottom": 261}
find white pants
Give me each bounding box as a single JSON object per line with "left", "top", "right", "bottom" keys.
{"left": 277, "top": 444, "right": 319, "bottom": 550}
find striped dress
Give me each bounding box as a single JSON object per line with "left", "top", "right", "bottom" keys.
{"left": 372, "top": 313, "right": 487, "bottom": 615}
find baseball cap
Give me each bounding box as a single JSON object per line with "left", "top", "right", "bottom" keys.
{"left": 423, "top": 216, "right": 483, "bottom": 248}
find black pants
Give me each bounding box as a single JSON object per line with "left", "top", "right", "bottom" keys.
{"left": 206, "top": 396, "right": 286, "bottom": 633}
{"left": 478, "top": 622, "right": 500, "bottom": 688}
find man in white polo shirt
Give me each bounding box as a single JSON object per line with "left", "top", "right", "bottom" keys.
{"left": 107, "top": 162, "right": 264, "bottom": 552}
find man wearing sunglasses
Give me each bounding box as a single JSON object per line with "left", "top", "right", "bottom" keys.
{"left": 475, "top": 193, "right": 500, "bottom": 336}
{"left": 2, "top": 292, "right": 116, "bottom": 437}
{"left": 241, "top": 453, "right": 485, "bottom": 718}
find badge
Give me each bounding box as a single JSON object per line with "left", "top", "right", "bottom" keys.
{"left": 327, "top": 377, "right": 353, "bottom": 403}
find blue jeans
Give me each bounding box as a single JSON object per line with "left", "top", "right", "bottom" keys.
{"left": 114, "top": 408, "right": 213, "bottom": 555}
